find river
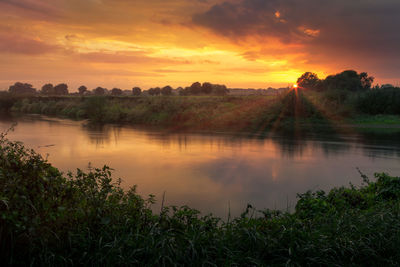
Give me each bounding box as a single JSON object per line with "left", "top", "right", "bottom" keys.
{"left": 1, "top": 114, "right": 400, "bottom": 218}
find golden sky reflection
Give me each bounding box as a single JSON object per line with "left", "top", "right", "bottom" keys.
{"left": 1, "top": 116, "right": 400, "bottom": 217}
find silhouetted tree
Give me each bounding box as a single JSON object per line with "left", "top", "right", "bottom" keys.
{"left": 41, "top": 83, "right": 54, "bottom": 95}
{"left": 93, "top": 87, "right": 106, "bottom": 95}
{"left": 161, "top": 85, "right": 173, "bottom": 96}
{"left": 0, "top": 91, "right": 15, "bottom": 111}
{"left": 323, "top": 70, "right": 373, "bottom": 91}
{"left": 297, "top": 72, "right": 321, "bottom": 90}
{"left": 8, "top": 82, "right": 36, "bottom": 95}
{"left": 190, "top": 82, "right": 202, "bottom": 95}
{"left": 78, "top": 85, "right": 87, "bottom": 95}
{"left": 297, "top": 70, "right": 374, "bottom": 92}
{"left": 202, "top": 82, "right": 213, "bottom": 94}
{"left": 177, "top": 82, "right": 228, "bottom": 96}
{"left": 154, "top": 87, "right": 161, "bottom": 95}
{"left": 111, "top": 88, "right": 123, "bottom": 96}
{"left": 54, "top": 83, "right": 68, "bottom": 95}
{"left": 175, "top": 87, "right": 184, "bottom": 96}
{"left": 179, "top": 87, "right": 190, "bottom": 96}
{"left": 211, "top": 84, "right": 229, "bottom": 95}
{"left": 132, "top": 87, "right": 141, "bottom": 96}
{"left": 148, "top": 87, "right": 161, "bottom": 96}
{"left": 360, "top": 72, "right": 374, "bottom": 90}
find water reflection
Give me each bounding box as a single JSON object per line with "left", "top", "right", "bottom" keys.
{"left": 83, "top": 123, "right": 123, "bottom": 147}
{"left": 1, "top": 114, "right": 400, "bottom": 218}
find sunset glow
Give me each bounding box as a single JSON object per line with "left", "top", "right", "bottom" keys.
{"left": 0, "top": 0, "right": 399, "bottom": 91}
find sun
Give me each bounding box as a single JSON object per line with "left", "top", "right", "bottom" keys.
{"left": 293, "top": 84, "right": 298, "bottom": 88}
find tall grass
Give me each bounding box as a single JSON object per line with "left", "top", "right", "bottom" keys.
{"left": 4, "top": 89, "right": 400, "bottom": 133}
{"left": 10, "top": 95, "right": 279, "bottom": 130}
{"left": 2, "top": 133, "right": 400, "bottom": 265}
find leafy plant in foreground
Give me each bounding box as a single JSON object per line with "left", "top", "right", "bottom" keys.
{"left": 1, "top": 132, "right": 400, "bottom": 266}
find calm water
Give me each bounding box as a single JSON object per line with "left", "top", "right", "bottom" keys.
{"left": 1, "top": 115, "right": 400, "bottom": 218}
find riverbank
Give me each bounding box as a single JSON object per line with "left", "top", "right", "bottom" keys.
{"left": 1, "top": 134, "right": 400, "bottom": 265}
{"left": 2, "top": 90, "right": 400, "bottom": 133}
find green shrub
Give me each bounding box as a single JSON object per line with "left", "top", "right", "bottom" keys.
{"left": 104, "top": 103, "right": 128, "bottom": 122}
{"left": 2, "top": 133, "right": 400, "bottom": 265}
{"left": 357, "top": 88, "right": 400, "bottom": 115}
{"left": 0, "top": 93, "right": 17, "bottom": 112}
{"left": 83, "top": 97, "right": 107, "bottom": 122}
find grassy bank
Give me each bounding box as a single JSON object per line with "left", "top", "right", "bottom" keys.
{"left": 349, "top": 114, "right": 400, "bottom": 125}
{"left": 2, "top": 88, "right": 400, "bottom": 133}
{"left": 9, "top": 95, "right": 280, "bottom": 131}
{"left": 2, "top": 133, "right": 400, "bottom": 265}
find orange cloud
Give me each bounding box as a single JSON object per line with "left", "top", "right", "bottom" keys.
{"left": 0, "top": 0, "right": 399, "bottom": 90}
{"left": 0, "top": 32, "right": 59, "bottom": 55}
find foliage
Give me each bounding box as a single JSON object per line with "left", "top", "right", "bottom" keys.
{"left": 41, "top": 84, "right": 54, "bottom": 95}
{"left": 297, "top": 72, "right": 321, "bottom": 90}
{"left": 211, "top": 84, "right": 229, "bottom": 96}
{"left": 297, "top": 70, "right": 374, "bottom": 92}
{"left": 352, "top": 115, "right": 400, "bottom": 125}
{"left": 202, "top": 82, "right": 213, "bottom": 94}
{"left": 148, "top": 87, "right": 161, "bottom": 96}
{"left": 161, "top": 85, "right": 173, "bottom": 96}
{"left": 356, "top": 87, "right": 400, "bottom": 115}
{"left": 93, "top": 87, "right": 106, "bottom": 95}
{"left": 0, "top": 93, "right": 18, "bottom": 112}
{"left": 277, "top": 89, "right": 322, "bottom": 118}
{"left": 5, "top": 85, "right": 400, "bottom": 131}
{"left": 78, "top": 86, "right": 87, "bottom": 95}
{"left": 53, "top": 83, "right": 69, "bottom": 95}
{"left": 111, "top": 88, "right": 123, "bottom": 96}
{"left": 2, "top": 135, "right": 400, "bottom": 265}
{"left": 83, "top": 96, "right": 107, "bottom": 122}
{"left": 179, "top": 82, "right": 229, "bottom": 96}
{"left": 323, "top": 70, "right": 374, "bottom": 91}
{"left": 132, "top": 87, "right": 142, "bottom": 96}
{"left": 8, "top": 82, "right": 36, "bottom": 95}
{"left": 190, "top": 82, "right": 202, "bottom": 95}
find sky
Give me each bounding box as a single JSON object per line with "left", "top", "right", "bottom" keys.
{"left": 0, "top": 0, "right": 399, "bottom": 91}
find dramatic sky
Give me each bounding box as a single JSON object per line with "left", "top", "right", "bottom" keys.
{"left": 1, "top": 0, "right": 399, "bottom": 91}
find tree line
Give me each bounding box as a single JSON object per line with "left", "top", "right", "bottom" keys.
{"left": 6, "top": 82, "right": 229, "bottom": 96}
{"left": 296, "top": 69, "right": 400, "bottom": 115}
{"left": 147, "top": 82, "right": 228, "bottom": 96}
{"left": 296, "top": 70, "right": 375, "bottom": 91}
{"left": 7, "top": 82, "right": 142, "bottom": 96}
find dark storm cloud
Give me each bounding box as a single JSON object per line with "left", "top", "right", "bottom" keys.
{"left": 192, "top": 0, "right": 322, "bottom": 41}
{"left": 193, "top": 0, "right": 400, "bottom": 43}
{"left": 193, "top": 0, "right": 400, "bottom": 76}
